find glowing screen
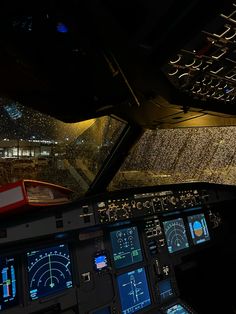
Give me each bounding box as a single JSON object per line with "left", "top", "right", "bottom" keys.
{"left": 94, "top": 253, "right": 108, "bottom": 271}
{"left": 117, "top": 267, "right": 151, "bottom": 314}
{"left": 163, "top": 218, "right": 189, "bottom": 253}
{"left": 165, "top": 303, "right": 190, "bottom": 314}
{"left": 188, "top": 213, "right": 210, "bottom": 245}
{"left": 159, "top": 278, "right": 174, "bottom": 301}
{"left": 110, "top": 226, "right": 142, "bottom": 269}
{"left": 27, "top": 244, "right": 72, "bottom": 300}
{"left": 0, "top": 256, "right": 17, "bottom": 311}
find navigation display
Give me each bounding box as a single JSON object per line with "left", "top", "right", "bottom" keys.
{"left": 165, "top": 303, "right": 190, "bottom": 314}
{"left": 0, "top": 256, "right": 18, "bottom": 311}
{"left": 27, "top": 243, "right": 73, "bottom": 300}
{"left": 188, "top": 213, "right": 210, "bottom": 245}
{"left": 159, "top": 278, "right": 174, "bottom": 302}
{"left": 110, "top": 226, "right": 143, "bottom": 269}
{"left": 163, "top": 218, "right": 189, "bottom": 253}
{"left": 117, "top": 267, "right": 151, "bottom": 314}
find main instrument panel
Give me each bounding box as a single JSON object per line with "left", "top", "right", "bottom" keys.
{"left": 0, "top": 182, "right": 234, "bottom": 314}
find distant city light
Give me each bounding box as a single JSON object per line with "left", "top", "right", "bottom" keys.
{"left": 28, "top": 139, "right": 54, "bottom": 144}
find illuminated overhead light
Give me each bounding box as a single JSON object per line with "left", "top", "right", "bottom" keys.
{"left": 228, "top": 95, "right": 235, "bottom": 102}
{"left": 220, "top": 4, "right": 236, "bottom": 23}
{"left": 213, "top": 25, "right": 231, "bottom": 38}
{"left": 214, "top": 93, "right": 224, "bottom": 99}
{"left": 162, "top": 3, "right": 236, "bottom": 105}
{"left": 225, "top": 73, "right": 236, "bottom": 80}
{"left": 202, "top": 65, "right": 209, "bottom": 71}
{"left": 168, "top": 69, "right": 178, "bottom": 76}
{"left": 212, "top": 49, "right": 227, "bottom": 60}
{"left": 225, "top": 30, "right": 236, "bottom": 40}
{"left": 178, "top": 72, "right": 189, "bottom": 78}
{"left": 56, "top": 22, "right": 68, "bottom": 33}
{"left": 210, "top": 66, "right": 224, "bottom": 74}
{"left": 169, "top": 55, "right": 181, "bottom": 64}
{"left": 200, "top": 90, "right": 208, "bottom": 96}
{"left": 202, "top": 78, "right": 212, "bottom": 86}
{"left": 224, "top": 87, "right": 234, "bottom": 93}
{"left": 192, "top": 60, "right": 202, "bottom": 68}
{"left": 207, "top": 79, "right": 212, "bottom": 85}
{"left": 185, "top": 59, "right": 196, "bottom": 67}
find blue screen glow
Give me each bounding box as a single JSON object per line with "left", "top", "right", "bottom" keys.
{"left": 163, "top": 218, "right": 189, "bottom": 253}
{"left": 159, "top": 278, "right": 174, "bottom": 301}
{"left": 27, "top": 244, "right": 72, "bottom": 300}
{"left": 94, "top": 254, "right": 108, "bottom": 271}
{"left": 110, "top": 226, "right": 143, "bottom": 269}
{"left": 56, "top": 22, "right": 68, "bottom": 33}
{"left": 165, "top": 303, "right": 190, "bottom": 314}
{"left": 117, "top": 267, "right": 151, "bottom": 314}
{"left": 0, "top": 256, "right": 18, "bottom": 311}
{"left": 188, "top": 213, "right": 210, "bottom": 245}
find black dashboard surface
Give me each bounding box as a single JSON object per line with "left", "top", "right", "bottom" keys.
{"left": 0, "top": 182, "right": 235, "bottom": 314}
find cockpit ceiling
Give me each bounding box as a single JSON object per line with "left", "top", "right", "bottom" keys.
{"left": 0, "top": 1, "right": 236, "bottom": 125}
{"left": 114, "top": 96, "right": 236, "bottom": 129}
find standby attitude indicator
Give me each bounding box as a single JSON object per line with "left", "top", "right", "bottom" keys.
{"left": 188, "top": 213, "right": 210, "bottom": 245}
{"left": 27, "top": 244, "right": 72, "bottom": 300}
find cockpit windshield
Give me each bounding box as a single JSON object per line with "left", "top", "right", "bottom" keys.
{"left": 0, "top": 98, "right": 126, "bottom": 195}
{"left": 109, "top": 127, "right": 236, "bottom": 190}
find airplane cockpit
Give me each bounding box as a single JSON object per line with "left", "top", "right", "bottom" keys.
{"left": 1, "top": 1, "right": 236, "bottom": 314}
